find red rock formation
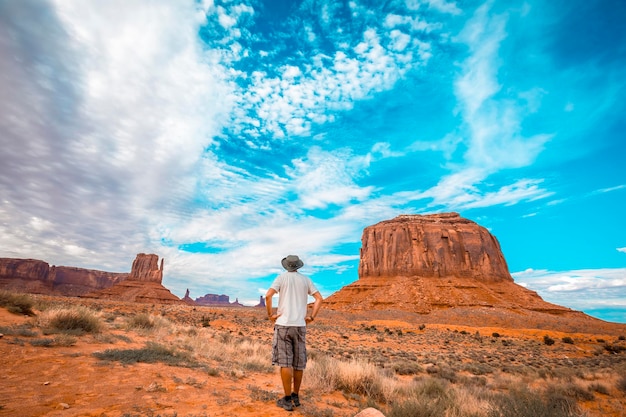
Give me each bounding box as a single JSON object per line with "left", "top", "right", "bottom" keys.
{"left": 0, "top": 258, "right": 53, "bottom": 293}
{"left": 195, "top": 294, "right": 231, "bottom": 305}
{"left": 128, "top": 253, "right": 163, "bottom": 282}
{"left": 359, "top": 213, "right": 511, "bottom": 282}
{"left": 82, "top": 280, "right": 183, "bottom": 304}
{"left": 82, "top": 254, "right": 184, "bottom": 304}
{"left": 51, "top": 266, "right": 127, "bottom": 296}
{"left": 0, "top": 253, "right": 182, "bottom": 304}
{"left": 325, "top": 213, "right": 571, "bottom": 317}
{"left": 181, "top": 289, "right": 196, "bottom": 305}
{"left": 0, "top": 258, "right": 124, "bottom": 296}
{"left": 255, "top": 295, "right": 266, "bottom": 308}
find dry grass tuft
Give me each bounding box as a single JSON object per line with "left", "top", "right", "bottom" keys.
{"left": 0, "top": 290, "right": 36, "bottom": 316}
{"left": 37, "top": 306, "right": 102, "bottom": 335}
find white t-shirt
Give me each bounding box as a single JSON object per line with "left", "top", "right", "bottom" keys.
{"left": 270, "top": 271, "right": 319, "bottom": 326}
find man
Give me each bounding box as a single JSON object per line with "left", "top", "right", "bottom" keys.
{"left": 265, "top": 255, "right": 323, "bottom": 411}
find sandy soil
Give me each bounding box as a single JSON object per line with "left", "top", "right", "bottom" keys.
{"left": 1, "top": 297, "right": 625, "bottom": 417}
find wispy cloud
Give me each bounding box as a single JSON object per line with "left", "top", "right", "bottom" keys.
{"left": 379, "top": 1, "right": 554, "bottom": 213}
{"left": 592, "top": 184, "right": 626, "bottom": 195}
{"left": 618, "top": 248, "right": 626, "bottom": 254}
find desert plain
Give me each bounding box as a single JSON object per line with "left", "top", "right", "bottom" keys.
{"left": 1, "top": 293, "right": 626, "bottom": 417}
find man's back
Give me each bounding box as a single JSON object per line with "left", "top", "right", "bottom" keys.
{"left": 271, "top": 271, "right": 317, "bottom": 326}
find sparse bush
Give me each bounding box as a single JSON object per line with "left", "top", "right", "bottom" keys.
{"left": 126, "top": 313, "right": 155, "bottom": 330}
{"left": 604, "top": 343, "right": 626, "bottom": 353}
{"left": 543, "top": 335, "right": 555, "bottom": 346}
{"left": 334, "top": 359, "right": 387, "bottom": 401}
{"left": 0, "top": 290, "right": 35, "bottom": 316}
{"left": 488, "top": 386, "right": 581, "bottom": 417}
{"left": 30, "top": 338, "right": 55, "bottom": 347}
{"left": 30, "top": 334, "right": 77, "bottom": 347}
{"left": 389, "top": 378, "right": 455, "bottom": 417}
{"left": 93, "top": 342, "right": 198, "bottom": 367}
{"left": 618, "top": 335, "right": 625, "bottom": 341}
{"left": 588, "top": 383, "right": 610, "bottom": 395}
{"left": 618, "top": 374, "right": 626, "bottom": 393}
{"left": 307, "top": 355, "right": 392, "bottom": 402}
{"left": 546, "top": 382, "right": 594, "bottom": 402}
{"left": 39, "top": 306, "right": 102, "bottom": 335}
{"left": 390, "top": 360, "right": 422, "bottom": 375}
{"left": 463, "top": 362, "right": 494, "bottom": 375}
{"left": 492, "top": 332, "right": 500, "bottom": 338}
{"left": 247, "top": 384, "right": 276, "bottom": 402}
{"left": 0, "top": 324, "right": 38, "bottom": 337}
{"left": 561, "top": 336, "right": 574, "bottom": 344}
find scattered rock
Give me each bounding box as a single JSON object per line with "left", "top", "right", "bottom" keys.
{"left": 354, "top": 408, "right": 386, "bottom": 417}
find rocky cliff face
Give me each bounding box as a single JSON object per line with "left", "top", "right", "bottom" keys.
{"left": 128, "top": 253, "right": 163, "bottom": 282}
{"left": 0, "top": 258, "right": 124, "bottom": 295}
{"left": 0, "top": 258, "right": 54, "bottom": 293}
{"left": 51, "top": 266, "right": 127, "bottom": 296}
{"left": 195, "top": 294, "right": 231, "bottom": 305}
{"left": 0, "top": 253, "right": 177, "bottom": 303}
{"left": 359, "top": 213, "right": 511, "bottom": 282}
{"left": 326, "top": 213, "right": 571, "bottom": 316}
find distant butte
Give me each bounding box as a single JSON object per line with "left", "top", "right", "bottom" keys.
{"left": 325, "top": 213, "right": 612, "bottom": 331}
{"left": 82, "top": 254, "right": 183, "bottom": 304}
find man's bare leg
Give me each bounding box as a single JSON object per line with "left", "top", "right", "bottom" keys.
{"left": 293, "top": 369, "right": 304, "bottom": 394}
{"left": 280, "top": 367, "right": 293, "bottom": 397}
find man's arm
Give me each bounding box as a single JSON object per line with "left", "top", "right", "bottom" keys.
{"left": 265, "top": 288, "right": 278, "bottom": 321}
{"left": 306, "top": 291, "right": 324, "bottom": 323}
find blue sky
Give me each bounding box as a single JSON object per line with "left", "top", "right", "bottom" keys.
{"left": 1, "top": 0, "right": 625, "bottom": 323}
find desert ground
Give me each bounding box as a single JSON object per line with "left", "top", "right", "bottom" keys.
{"left": 1, "top": 293, "right": 626, "bottom": 417}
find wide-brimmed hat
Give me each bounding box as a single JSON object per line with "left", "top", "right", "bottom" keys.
{"left": 281, "top": 255, "right": 304, "bottom": 271}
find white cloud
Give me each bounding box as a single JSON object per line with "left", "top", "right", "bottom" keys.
{"left": 513, "top": 268, "right": 626, "bottom": 312}
{"left": 0, "top": 0, "right": 232, "bottom": 271}
{"left": 594, "top": 184, "right": 626, "bottom": 194}
{"left": 618, "top": 248, "right": 626, "bottom": 254}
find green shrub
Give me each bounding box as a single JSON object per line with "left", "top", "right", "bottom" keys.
{"left": 0, "top": 290, "right": 35, "bottom": 316}
{"left": 543, "top": 335, "right": 555, "bottom": 346}
{"left": 561, "top": 336, "right": 574, "bottom": 344}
